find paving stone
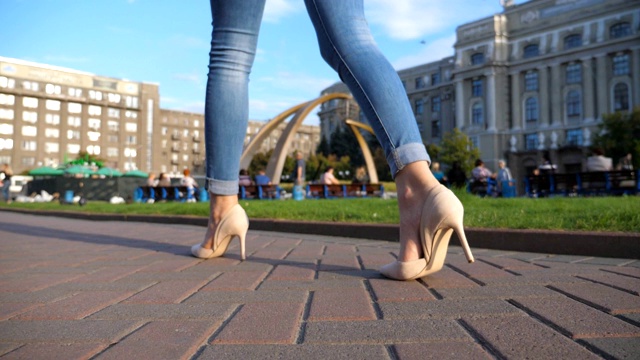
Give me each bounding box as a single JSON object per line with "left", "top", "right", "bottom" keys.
{"left": 434, "top": 285, "right": 560, "bottom": 300}
{"left": 576, "top": 272, "right": 640, "bottom": 295}
{"left": 394, "top": 341, "right": 493, "bottom": 360}
{"left": 198, "top": 344, "right": 390, "bottom": 360}
{"left": 618, "top": 313, "right": 640, "bottom": 327}
{"left": 0, "top": 343, "right": 22, "bottom": 357}
{"left": 316, "top": 269, "right": 380, "bottom": 280}
{"left": 318, "top": 256, "right": 361, "bottom": 271}
{"left": 447, "top": 260, "right": 514, "bottom": 278}
{"left": 15, "top": 290, "right": 134, "bottom": 320}
{"left": 72, "top": 266, "right": 146, "bottom": 283}
{"left": 421, "top": 267, "right": 480, "bottom": 289}
{"left": 368, "top": 278, "right": 435, "bottom": 302}
{"left": 212, "top": 301, "right": 305, "bottom": 344}
{"left": 184, "top": 289, "right": 309, "bottom": 305}
{"left": 379, "top": 299, "right": 522, "bottom": 319}
{"left": 88, "top": 303, "right": 236, "bottom": 321}
{"left": 461, "top": 316, "right": 600, "bottom": 359}
{"left": 511, "top": 296, "right": 640, "bottom": 338}
{"left": 476, "top": 273, "right": 588, "bottom": 286}
{"left": 573, "top": 258, "right": 637, "bottom": 266}
{"left": 304, "top": 319, "right": 469, "bottom": 344}
{"left": 0, "top": 320, "right": 142, "bottom": 342}
{"left": 0, "top": 302, "right": 41, "bottom": 321}
{"left": 95, "top": 320, "right": 219, "bottom": 360}
{"left": 201, "top": 271, "right": 268, "bottom": 291}
{"left": 122, "top": 279, "right": 208, "bottom": 304}
{"left": 478, "top": 257, "right": 543, "bottom": 271}
{"left": 259, "top": 279, "right": 365, "bottom": 291}
{"left": 0, "top": 273, "right": 83, "bottom": 293}
{"left": 308, "top": 288, "right": 376, "bottom": 321}
{"left": 580, "top": 337, "right": 640, "bottom": 359}
{"left": 1, "top": 342, "right": 108, "bottom": 360}
{"left": 324, "top": 244, "right": 356, "bottom": 255}
{"left": 47, "top": 279, "right": 157, "bottom": 292}
{"left": 358, "top": 253, "right": 395, "bottom": 271}
{"left": 0, "top": 288, "right": 74, "bottom": 304}
{"left": 599, "top": 266, "right": 640, "bottom": 279}
{"left": 549, "top": 282, "right": 640, "bottom": 314}
{"left": 268, "top": 264, "right": 316, "bottom": 281}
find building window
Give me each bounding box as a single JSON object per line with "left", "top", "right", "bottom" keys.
{"left": 125, "top": 122, "right": 137, "bottom": 132}
{"left": 107, "top": 93, "right": 121, "bottom": 103}
{"left": 472, "top": 79, "right": 483, "bottom": 97}
{"left": 523, "top": 44, "right": 539, "bottom": 58}
{"left": 564, "top": 34, "right": 582, "bottom": 50}
{"left": 125, "top": 110, "right": 138, "bottom": 119}
{"left": 22, "top": 157, "right": 36, "bottom": 166}
{"left": 524, "top": 71, "right": 538, "bottom": 91}
{"left": 471, "top": 53, "right": 485, "bottom": 65}
{"left": 68, "top": 116, "right": 81, "bottom": 127}
{"left": 23, "top": 81, "right": 39, "bottom": 91}
{"left": 472, "top": 102, "right": 483, "bottom": 125}
{"left": 22, "top": 111, "right": 37, "bottom": 123}
{"left": 88, "top": 118, "right": 101, "bottom": 130}
{"left": 0, "top": 124, "right": 14, "bottom": 135}
{"left": 415, "top": 77, "right": 425, "bottom": 89}
{"left": 46, "top": 100, "right": 61, "bottom": 111}
{"left": 125, "top": 96, "right": 139, "bottom": 108}
{"left": 88, "top": 105, "right": 102, "bottom": 116}
{"left": 0, "top": 138, "right": 13, "bottom": 150}
{"left": 45, "top": 114, "right": 60, "bottom": 125}
{"left": 431, "top": 120, "right": 441, "bottom": 138}
{"left": 0, "top": 94, "right": 15, "bottom": 105}
{"left": 566, "top": 129, "right": 583, "bottom": 146}
{"left": 108, "top": 120, "right": 119, "bottom": 132}
{"left": 108, "top": 135, "right": 118, "bottom": 143}
{"left": 45, "top": 84, "right": 61, "bottom": 95}
{"left": 107, "top": 147, "right": 118, "bottom": 157}
{"left": 194, "top": 119, "right": 200, "bottom": 128}
{"left": 22, "top": 140, "right": 37, "bottom": 151}
{"left": 566, "top": 90, "right": 581, "bottom": 118}
{"left": 23, "top": 97, "right": 38, "bottom": 108}
{"left": 89, "top": 90, "right": 103, "bottom": 101}
{"left": 108, "top": 108, "right": 120, "bottom": 118}
{"left": 68, "top": 102, "right": 82, "bottom": 114}
{"left": 45, "top": 128, "right": 59, "bottom": 138}
{"left": 613, "top": 54, "right": 630, "bottom": 76}
{"left": 67, "top": 130, "right": 80, "bottom": 140}
{"left": 87, "top": 131, "right": 101, "bottom": 142}
{"left": 45, "top": 142, "right": 59, "bottom": 153}
{"left": 431, "top": 96, "right": 441, "bottom": 113}
{"left": 0, "top": 76, "right": 16, "bottom": 89}
{"left": 524, "top": 133, "right": 538, "bottom": 150}
{"left": 68, "top": 87, "right": 82, "bottom": 97}
{"left": 126, "top": 135, "right": 137, "bottom": 144}
{"left": 610, "top": 22, "right": 631, "bottom": 39}
{"left": 431, "top": 73, "right": 441, "bottom": 85}
{"left": 614, "top": 83, "right": 629, "bottom": 112}
{"left": 87, "top": 145, "right": 101, "bottom": 155}
{"left": 67, "top": 144, "right": 80, "bottom": 154}
{"left": 0, "top": 109, "right": 14, "bottom": 120}
{"left": 566, "top": 63, "right": 582, "bottom": 84}
{"left": 414, "top": 99, "right": 424, "bottom": 115}
{"left": 525, "top": 97, "right": 538, "bottom": 124}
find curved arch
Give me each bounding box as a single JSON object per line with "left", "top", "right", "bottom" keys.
{"left": 265, "top": 92, "right": 352, "bottom": 184}
{"left": 345, "top": 119, "right": 378, "bottom": 184}
{"left": 239, "top": 101, "right": 308, "bottom": 170}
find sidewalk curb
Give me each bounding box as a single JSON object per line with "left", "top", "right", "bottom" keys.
{"left": 2, "top": 208, "right": 638, "bottom": 259}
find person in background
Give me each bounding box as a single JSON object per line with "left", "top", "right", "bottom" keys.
{"left": 447, "top": 161, "right": 467, "bottom": 189}
{"left": 471, "top": 159, "right": 495, "bottom": 196}
{"left": 147, "top": 173, "right": 158, "bottom": 187}
{"left": 181, "top": 169, "right": 198, "bottom": 202}
{"left": 538, "top": 152, "right": 557, "bottom": 174}
{"left": 495, "top": 160, "right": 513, "bottom": 197}
{"left": 293, "top": 152, "right": 306, "bottom": 186}
{"left": 320, "top": 166, "right": 340, "bottom": 185}
{"left": 0, "top": 163, "right": 13, "bottom": 204}
{"left": 157, "top": 172, "right": 171, "bottom": 186}
{"left": 352, "top": 166, "right": 369, "bottom": 184}
{"left": 254, "top": 168, "right": 271, "bottom": 186}
{"left": 238, "top": 169, "right": 253, "bottom": 186}
{"left": 430, "top": 162, "right": 447, "bottom": 185}
{"left": 586, "top": 148, "right": 613, "bottom": 172}
{"left": 617, "top": 153, "right": 633, "bottom": 171}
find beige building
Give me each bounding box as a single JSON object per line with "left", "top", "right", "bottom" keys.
{"left": 321, "top": 0, "right": 638, "bottom": 192}
{"left": 0, "top": 56, "right": 321, "bottom": 176}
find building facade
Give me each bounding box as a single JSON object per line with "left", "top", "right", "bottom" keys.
{"left": 0, "top": 56, "right": 321, "bottom": 176}
{"left": 320, "top": 0, "right": 639, "bottom": 191}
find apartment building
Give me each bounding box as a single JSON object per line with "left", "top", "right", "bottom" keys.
{"left": 0, "top": 56, "right": 321, "bottom": 175}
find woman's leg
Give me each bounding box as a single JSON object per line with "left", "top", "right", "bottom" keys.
{"left": 304, "top": 0, "right": 441, "bottom": 261}
{"left": 202, "top": 0, "right": 266, "bottom": 248}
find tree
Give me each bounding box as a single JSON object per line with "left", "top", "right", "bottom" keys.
{"left": 592, "top": 108, "right": 640, "bottom": 169}
{"left": 67, "top": 151, "right": 105, "bottom": 168}
{"left": 329, "top": 126, "right": 364, "bottom": 167}
{"left": 316, "top": 136, "right": 331, "bottom": 156}
{"left": 438, "top": 128, "right": 481, "bottom": 175}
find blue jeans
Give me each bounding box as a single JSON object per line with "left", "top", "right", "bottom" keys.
{"left": 205, "top": 0, "right": 429, "bottom": 195}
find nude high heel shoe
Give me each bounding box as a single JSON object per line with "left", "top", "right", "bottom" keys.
{"left": 380, "top": 185, "right": 474, "bottom": 281}
{"left": 191, "top": 204, "right": 249, "bottom": 260}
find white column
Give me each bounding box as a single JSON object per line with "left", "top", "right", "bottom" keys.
{"left": 550, "top": 64, "right": 562, "bottom": 126}
{"left": 595, "top": 55, "right": 608, "bottom": 120}
{"left": 455, "top": 79, "right": 465, "bottom": 129}
{"left": 511, "top": 72, "right": 521, "bottom": 130}
{"left": 487, "top": 72, "right": 497, "bottom": 132}
{"left": 538, "top": 66, "right": 550, "bottom": 127}
{"left": 582, "top": 58, "right": 595, "bottom": 122}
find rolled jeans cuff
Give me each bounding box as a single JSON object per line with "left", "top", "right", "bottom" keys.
{"left": 387, "top": 143, "right": 431, "bottom": 178}
{"left": 207, "top": 177, "right": 239, "bottom": 196}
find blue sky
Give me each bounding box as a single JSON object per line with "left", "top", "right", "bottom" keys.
{"left": 1, "top": 0, "right": 527, "bottom": 124}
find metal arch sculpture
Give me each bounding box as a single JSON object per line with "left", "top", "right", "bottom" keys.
{"left": 240, "top": 92, "right": 380, "bottom": 184}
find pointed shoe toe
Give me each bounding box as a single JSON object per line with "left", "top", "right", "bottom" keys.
{"left": 380, "top": 259, "right": 428, "bottom": 281}
{"left": 191, "top": 244, "right": 214, "bottom": 259}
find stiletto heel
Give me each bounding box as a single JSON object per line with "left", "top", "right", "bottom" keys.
{"left": 191, "top": 204, "right": 249, "bottom": 260}
{"left": 380, "top": 185, "right": 474, "bottom": 280}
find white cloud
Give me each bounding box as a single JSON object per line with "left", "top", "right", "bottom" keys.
{"left": 392, "top": 34, "right": 456, "bottom": 70}
{"left": 365, "top": 0, "right": 504, "bottom": 40}
{"left": 263, "top": 0, "right": 303, "bottom": 23}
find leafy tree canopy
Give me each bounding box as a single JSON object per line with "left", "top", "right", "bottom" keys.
{"left": 592, "top": 108, "right": 640, "bottom": 169}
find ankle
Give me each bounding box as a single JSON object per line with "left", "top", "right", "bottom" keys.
{"left": 210, "top": 195, "right": 239, "bottom": 223}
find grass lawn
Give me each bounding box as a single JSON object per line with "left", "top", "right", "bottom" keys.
{"left": 2, "top": 189, "right": 638, "bottom": 233}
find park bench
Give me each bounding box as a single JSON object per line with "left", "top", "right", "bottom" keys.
{"left": 135, "top": 185, "right": 200, "bottom": 202}
{"left": 305, "top": 183, "right": 385, "bottom": 199}
{"left": 239, "top": 184, "right": 282, "bottom": 199}
{"left": 524, "top": 170, "right": 639, "bottom": 197}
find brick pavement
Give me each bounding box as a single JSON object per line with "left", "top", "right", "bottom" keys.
{"left": 0, "top": 211, "right": 639, "bottom": 359}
